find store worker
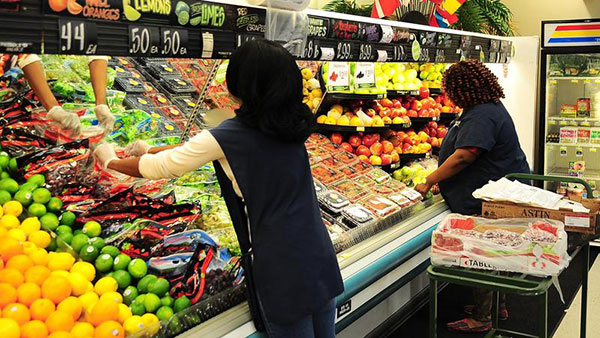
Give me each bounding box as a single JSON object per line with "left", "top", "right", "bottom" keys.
{"left": 12, "top": 54, "right": 115, "bottom": 134}
{"left": 94, "top": 40, "right": 344, "bottom": 338}
{"left": 415, "top": 60, "right": 530, "bottom": 333}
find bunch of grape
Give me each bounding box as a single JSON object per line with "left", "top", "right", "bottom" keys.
{"left": 218, "top": 233, "right": 241, "bottom": 257}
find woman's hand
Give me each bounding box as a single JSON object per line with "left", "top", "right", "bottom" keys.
{"left": 94, "top": 143, "right": 118, "bottom": 170}
{"left": 125, "top": 140, "right": 151, "bottom": 157}
{"left": 47, "top": 106, "right": 81, "bottom": 135}
{"left": 415, "top": 182, "right": 432, "bottom": 196}
{"left": 94, "top": 104, "right": 116, "bottom": 132}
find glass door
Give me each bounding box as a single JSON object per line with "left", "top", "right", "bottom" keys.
{"left": 544, "top": 53, "right": 600, "bottom": 198}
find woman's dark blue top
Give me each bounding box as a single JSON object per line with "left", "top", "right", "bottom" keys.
{"left": 210, "top": 117, "right": 344, "bottom": 325}
{"left": 438, "top": 102, "right": 530, "bottom": 215}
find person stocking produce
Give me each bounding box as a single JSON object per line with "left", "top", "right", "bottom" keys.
{"left": 18, "top": 54, "right": 115, "bottom": 134}
{"left": 415, "top": 60, "right": 530, "bottom": 333}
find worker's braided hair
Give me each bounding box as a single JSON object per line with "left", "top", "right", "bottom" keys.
{"left": 442, "top": 59, "right": 505, "bottom": 109}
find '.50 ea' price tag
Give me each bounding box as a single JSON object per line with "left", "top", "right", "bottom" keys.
{"left": 59, "top": 19, "right": 98, "bottom": 55}
{"left": 160, "top": 28, "right": 188, "bottom": 56}
{"left": 128, "top": 26, "right": 160, "bottom": 56}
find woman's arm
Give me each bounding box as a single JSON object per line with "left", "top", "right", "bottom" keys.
{"left": 415, "top": 148, "right": 478, "bottom": 195}
{"left": 107, "top": 156, "right": 143, "bottom": 177}
{"left": 88, "top": 57, "right": 108, "bottom": 106}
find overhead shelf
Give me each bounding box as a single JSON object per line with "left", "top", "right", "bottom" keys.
{"left": 548, "top": 76, "right": 600, "bottom": 81}
{"left": 547, "top": 167, "right": 600, "bottom": 181}
{"left": 546, "top": 142, "right": 600, "bottom": 149}
{"left": 547, "top": 116, "right": 600, "bottom": 122}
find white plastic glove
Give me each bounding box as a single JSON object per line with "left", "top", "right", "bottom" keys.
{"left": 94, "top": 104, "right": 116, "bottom": 132}
{"left": 94, "top": 143, "right": 119, "bottom": 170}
{"left": 125, "top": 140, "right": 151, "bottom": 157}
{"left": 47, "top": 106, "right": 81, "bottom": 135}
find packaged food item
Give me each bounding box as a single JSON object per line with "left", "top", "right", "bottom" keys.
{"left": 112, "top": 65, "right": 134, "bottom": 78}
{"left": 330, "top": 179, "right": 368, "bottom": 202}
{"left": 387, "top": 179, "right": 407, "bottom": 192}
{"left": 387, "top": 193, "right": 413, "bottom": 208}
{"left": 115, "top": 77, "right": 145, "bottom": 93}
{"left": 311, "top": 164, "right": 344, "bottom": 185}
{"left": 567, "top": 183, "right": 585, "bottom": 201}
{"left": 568, "top": 160, "right": 585, "bottom": 177}
{"left": 138, "top": 57, "right": 169, "bottom": 66}
{"left": 560, "top": 127, "right": 577, "bottom": 144}
{"left": 129, "top": 69, "right": 144, "bottom": 80}
{"left": 172, "top": 96, "right": 198, "bottom": 115}
{"left": 341, "top": 205, "right": 376, "bottom": 228}
{"left": 124, "top": 95, "right": 157, "bottom": 111}
{"left": 307, "top": 147, "right": 332, "bottom": 162}
{"left": 147, "top": 63, "right": 180, "bottom": 79}
{"left": 354, "top": 175, "right": 376, "bottom": 187}
{"left": 320, "top": 142, "right": 344, "bottom": 155}
{"left": 577, "top": 127, "right": 590, "bottom": 143}
{"left": 149, "top": 93, "right": 171, "bottom": 107}
{"left": 360, "top": 194, "right": 400, "bottom": 217}
{"left": 308, "top": 133, "right": 330, "bottom": 144}
{"left": 160, "top": 77, "right": 196, "bottom": 94}
{"left": 106, "top": 90, "right": 126, "bottom": 106}
{"left": 160, "top": 105, "right": 185, "bottom": 119}
{"left": 142, "top": 82, "right": 158, "bottom": 95}
{"left": 556, "top": 182, "right": 567, "bottom": 196}
{"left": 560, "top": 104, "right": 577, "bottom": 118}
{"left": 332, "top": 151, "right": 358, "bottom": 165}
{"left": 318, "top": 191, "right": 350, "bottom": 215}
{"left": 372, "top": 183, "right": 394, "bottom": 196}
{"left": 366, "top": 168, "right": 391, "bottom": 183}
{"left": 591, "top": 128, "right": 600, "bottom": 144}
{"left": 339, "top": 165, "right": 362, "bottom": 179}
{"left": 577, "top": 98, "right": 591, "bottom": 118}
{"left": 314, "top": 180, "right": 326, "bottom": 195}
{"left": 321, "top": 156, "right": 343, "bottom": 169}
{"left": 347, "top": 160, "right": 371, "bottom": 174}
{"left": 400, "top": 188, "right": 423, "bottom": 201}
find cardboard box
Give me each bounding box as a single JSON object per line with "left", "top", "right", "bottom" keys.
{"left": 481, "top": 199, "right": 600, "bottom": 234}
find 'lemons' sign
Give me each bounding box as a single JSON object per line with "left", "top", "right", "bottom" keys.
{"left": 123, "top": 0, "right": 172, "bottom": 21}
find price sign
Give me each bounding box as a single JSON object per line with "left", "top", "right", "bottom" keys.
{"left": 320, "top": 47, "right": 335, "bottom": 61}
{"left": 58, "top": 20, "right": 97, "bottom": 54}
{"left": 550, "top": 80, "right": 558, "bottom": 85}
{"left": 435, "top": 49, "right": 445, "bottom": 62}
{"left": 559, "top": 120, "right": 568, "bottom": 126}
{"left": 326, "top": 62, "right": 350, "bottom": 92}
{"left": 560, "top": 147, "right": 567, "bottom": 156}
{"left": 576, "top": 148, "right": 584, "bottom": 157}
{"left": 571, "top": 79, "right": 579, "bottom": 84}
{"left": 582, "top": 121, "right": 591, "bottom": 127}
{"left": 585, "top": 79, "right": 591, "bottom": 84}
{"left": 303, "top": 39, "right": 321, "bottom": 60}
{"left": 549, "top": 120, "right": 557, "bottom": 125}
{"left": 591, "top": 148, "right": 597, "bottom": 153}
{"left": 335, "top": 41, "right": 353, "bottom": 61}
{"left": 128, "top": 26, "right": 160, "bottom": 55}
{"left": 160, "top": 28, "right": 188, "bottom": 56}
{"left": 437, "top": 33, "right": 453, "bottom": 48}
{"left": 570, "top": 121, "right": 578, "bottom": 126}
{"left": 391, "top": 45, "right": 406, "bottom": 61}
{"left": 236, "top": 34, "right": 260, "bottom": 48}
{"left": 353, "top": 62, "right": 375, "bottom": 90}
{"left": 358, "top": 43, "right": 374, "bottom": 61}
{"left": 376, "top": 50, "right": 388, "bottom": 62}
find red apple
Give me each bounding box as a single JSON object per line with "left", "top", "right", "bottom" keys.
{"left": 381, "top": 154, "right": 392, "bottom": 165}
{"left": 391, "top": 151, "right": 400, "bottom": 163}
{"left": 389, "top": 135, "right": 401, "bottom": 147}
{"left": 370, "top": 155, "right": 383, "bottom": 165}
{"left": 393, "top": 99, "right": 402, "bottom": 109}
{"left": 358, "top": 154, "right": 370, "bottom": 164}
{"left": 428, "top": 121, "right": 438, "bottom": 129}
{"left": 402, "top": 143, "right": 413, "bottom": 153}
{"left": 395, "top": 146, "right": 403, "bottom": 154}
{"left": 356, "top": 145, "right": 371, "bottom": 157}
{"left": 411, "top": 100, "right": 422, "bottom": 111}
{"left": 341, "top": 142, "right": 354, "bottom": 153}
{"left": 379, "top": 108, "right": 390, "bottom": 118}
{"left": 429, "top": 129, "right": 438, "bottom": 137}
{"left": 381, "top": 98, "right": 393, "bottom": 108}
{"left": 408, "top": 110, "right": 418, "bottom": 118}
{"left": 366, "top": 108, "right": 376, "bottom": 117}
{"left": 381, "top": 140, "right": 394, "bottom": 154}
{"left": 431, "top": 137, "right": 440, "bottom": 147}
{"left": 362, "top": 134, "right": 376, "bottom": 147}
{"left": 349, "top": 135, "right": 361, "bottom": 148}
{"left": 434, "top": 95, "right": 443, "bottom": 104}
{"left": 370, "top": 142, "right": 383, "bottom": 156}
{"left": 421, "top": 99, "right": 432, "bottom": 111}
{"left": 390, "top": 108, "right": 402, "bottom": 119}
{"left": 372, "top": 133, "right": 381, "bottom": 142}
{"left": 437, "top": 128, "right": 447, "bottom": 138}
{"left": 330, "top": 133, "right": 343, "bottom": 145}
{"left": 403, "top": 136, "right": 414, "bottom": 146}
{"left": 419, "top": 86, "right": 430, "bottom": 99}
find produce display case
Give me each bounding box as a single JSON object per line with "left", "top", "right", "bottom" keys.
{"left": 0, "top": 1, "right": 526, "bottom": 337}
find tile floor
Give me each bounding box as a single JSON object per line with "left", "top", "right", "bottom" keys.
{"left": 553, "top": 246, "right": 600, "bottom": 337}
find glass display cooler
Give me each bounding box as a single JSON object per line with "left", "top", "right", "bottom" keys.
{"left": 540, "top": 19, "right": 600, "bottom": 198}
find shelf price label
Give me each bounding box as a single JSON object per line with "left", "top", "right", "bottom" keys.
{"left": 576, "top": 148, "right": 584, "bottom": 157}
{"left": 303, "top": 39, "right": 321, "bottom": 60}
{"left": 391, "top": 45, "right": 406, "bottom": 62}
{"left": 571, "top": 79, "right": 579, "bottom": 84}
{"left": 325, "top": 62, "right": 350, "bottom": 92}
{"left": 550, "top": 80, "right": 557, "bottom": 85}
{"left": 353, "top": 62, "right": 375, "bottom": 91}
{"left": 549, "top": 120, "right": 557, "bottom": 125}
{"left": 582, "top": 121, "right": 591, "bottom": 127}
{"left": 358, "top": 43, "right": 374, "bottom": 61}
{"left": 59, "top": 19, "right": 98, "bottom": 54}
{"left": 128, "top": 26, "right": 160, "bottom": 56}
{"left": 559, "top": 120, "right": 568, "bottom": 126}
{"left": 585, "top": 79, "right": 591, "bottom": 84}
{"left": 160, "top": 28, "right": 188, "bottom": 56}
{"left": 320, "top": 47, "right": 335, "bottom": 61}
{"left": 591, "top": 148, "right": 597, "bottom": 153}
{"left": 569, "top": 121, "right": 578, "bottom": 126}
{"left": 376, "top": 50, "right": 388, "bottom": 62}
{"left": 560, "top": 146, "right": 567, "bottom": 156}
{"left": 335, "top": 41, "right": 353, "bottom": 61}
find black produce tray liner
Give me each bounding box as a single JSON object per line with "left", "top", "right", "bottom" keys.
{"left": 130, "top": 283, "right": 247, "bottom": 338}
{"left": 332, "top": 197, "right": 437, "bottom": 254}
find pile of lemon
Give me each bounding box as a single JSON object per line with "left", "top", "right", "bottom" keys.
{"left": 0, "top": 200, "right": 158, "bottom": 338}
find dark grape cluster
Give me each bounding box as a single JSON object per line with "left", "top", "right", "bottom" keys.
{"left": 201, "top": 268, "right": 235, "bottom": 301}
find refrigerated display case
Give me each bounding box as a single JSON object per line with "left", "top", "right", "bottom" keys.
{"left": 540, "top": 19, "right": 600, "bottom": 199}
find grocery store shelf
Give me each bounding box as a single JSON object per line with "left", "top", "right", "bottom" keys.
{"left": 410, "top": 116, "right": 440, "bottom": 123}
{"left": 440, "top": 113, "right": 458, "bottom": 121}
{"left": 547, "top": 168, "right": 600, "bottom": 181}
{"left": 328, "top": 93, "right": 386, "bottom": 100}
{"left": 316, "top": 124, "right": 390, "bottom": 133}
{"left": 386, "top": 88, "right": 442, "bottom": 97}
{"left": 548, "top": 76, "right": 600, "bottom": 81}
{"left": 546, "top": 142, "right": 600, "bottom": 148}
{"left": 548, "top": 116, "right": 600, "bottom": 122}
{"left": 388, "top": 122, "right": 413, "bottom": 130}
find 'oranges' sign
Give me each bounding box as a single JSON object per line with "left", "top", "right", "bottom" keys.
{"left": 48, "top": 0, "right": 121, "bottom": 21}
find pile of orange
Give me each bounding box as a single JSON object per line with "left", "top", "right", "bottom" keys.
{"left": 0, "top": 230, "right": 126, "bottom": 338}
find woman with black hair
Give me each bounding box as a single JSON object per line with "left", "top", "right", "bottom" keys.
{"left": 94, "top": 40, "right": 344, "bottom": 338}
{"left": 416, "top": 60, "right": 530, "bottom": 333}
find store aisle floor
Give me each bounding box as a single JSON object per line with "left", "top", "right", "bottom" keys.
{"left": 553, "top": 245, "right": 600, "bottom": 337}
{"left": 387, "top": 247, "right": 598, "bottom": 338}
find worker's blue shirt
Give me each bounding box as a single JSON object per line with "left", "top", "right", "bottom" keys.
{"left": 438, "top": 102, "right": 530, "bottom": 215}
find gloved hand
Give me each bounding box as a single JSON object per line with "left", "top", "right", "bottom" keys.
{"left": 125, "top": 140, "right": 151, "bottom": 157}
{"left": 94, "top": 143, "right": 119, "bottom": 170}
{"left": 47, "top": 106, "right": 81, "bottom": 135}
{"left": 94, "top": 104, "right": 116, "bottom": 132}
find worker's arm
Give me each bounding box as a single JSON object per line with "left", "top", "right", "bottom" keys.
{"left": 415, "top": 148, "right": 479, "bottom": 195}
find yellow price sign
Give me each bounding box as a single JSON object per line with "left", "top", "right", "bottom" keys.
{"left": 591, "top": 148, "right": 597, "bottom": 153}
{"left": 356, "top": 126, "right": 365, "bottom": 132}
{"left": 559, "top": 120, "right": 568, "bottom": 126}
{"left": 549, "top": 120, "right": 557, "bottom": 125}
{"left": 595, "top": 79, "right": 600, "bottom": 84}
{"left": 569, "top": 121, "right": 578, "bottom": 126}
{"left": 582, "top": 122, "right": 591, "bottom": 127}
{"left": 550, "top": 80, "right": 558, "bottom": 85}
{"left": 571, "top": 79, "right": 579, "bottom": 84}
{"left": 585, "top": 79, "right": 591, "bottom": 84}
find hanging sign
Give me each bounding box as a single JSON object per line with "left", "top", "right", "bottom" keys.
{"left": 58, "top": 19, "right": 98, "bottom": 54}
{"left": 122, "top": 0, "right": 172, "bottom": 21}
{"left": 359, "top": 23, "right": 382, "bottom": 42}
{"left": 46, "top": 0, "right": 121, "bottom": 21}
{"left": 233, "top": 6, "right": 265, "bottom": 33}
{"left": 307, "top": 16, "right": 329, "bottom": 38}
{"left": 128, "top": 25, "right": 160, "bottom": 55}
{"left": 331, "top": 19, "right": 360, "bottom": 40}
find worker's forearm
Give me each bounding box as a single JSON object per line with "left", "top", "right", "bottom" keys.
{"left": 89, "top": 59, "right": 108, "bottom": 106}
{"left": 22, "top": 61, "right": 59, "bottom": 111}
{"left": 426, "top": 151, "right": 476, "bottom": 186}
{"left": 107, "top": 157, "right": 143, "bottom": 177}
{"left": 148, "top": 144, "right": 181, "bottom": 154}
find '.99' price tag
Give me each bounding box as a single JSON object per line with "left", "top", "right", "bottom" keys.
{"left": 336, "top": 41, "right": 353, "bottom": 61}
{"left": 129, "top": 26, "right": 160, "bottom": 56}
{"left": 160, "top": 28, "right": 188, "bottom": 56}
{"left": 358, "top": 43, "right": 374, "bottom": 61}
{"left": 59, "top": 19, "right": 98, "bottom": 54}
